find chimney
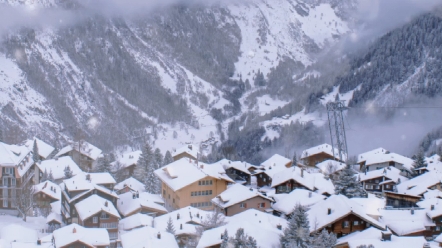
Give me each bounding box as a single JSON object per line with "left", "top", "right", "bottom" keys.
{"left": 397, "top": 178, "right": 401, "bottom": 184}
{"left": 277, "top": 224, "right": 282, "bottom": 230}
{"left": 188, "top": 145, "right": 192, "bottom": 150}
{"left": 177, "top": 213, "right": 180, "bottom": 220}
{"left": 132, "top": 193, "right": 136, "bottom": 199}
{"left": 37, "top": 240, "right": 41, "bottom": 245}
{"left": 73, "top": 228, "right": 76, "bottom": 233}
{"left": 136, "top": 191, "right": 139, "bottom": 198}
{"left": 180, "top": 224, "right": 183, "bottom": 230}
{"left": 381, "top": 229, "right": 392, "bottom": 241}
{"left": 308, "top": 192, "right": 312, "bottom": 198}
{"left": 86, "top": 174, "right": 91, "bottom": 181}
{"left": 200, "top": 164, "right": 204, "bottom": 169}
{"left": 197, "top": 213, "right": 200, "bottom": 218}
{"left": 328, "top": 208, "right": 332, "bottom": 215}
{"left": 411, "top": 209, "right": 415, "bottom": 215}
{"left": 157, "top": 232, "right": 161, "bottom": 239}
{"left": 431, "top": 205, "right": 435, "bottom": 211}
{"left": 105, "top": 201, "right": 108, "bottom": 207}
{"left": 301, "top": 169, "right": 304, "bottom": 178}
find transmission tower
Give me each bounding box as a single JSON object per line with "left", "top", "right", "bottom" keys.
{"left": 326, "top": 100, "right": 349, "bottom": 163}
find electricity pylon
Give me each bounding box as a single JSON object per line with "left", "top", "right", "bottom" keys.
{"left": 326, "top": 100, "right": 348, "bottom": 163}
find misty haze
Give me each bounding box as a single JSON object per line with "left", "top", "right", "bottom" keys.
{"left": 0, "top": 0, "right": 442, "bottom": 247}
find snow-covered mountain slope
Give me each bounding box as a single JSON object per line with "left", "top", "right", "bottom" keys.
{"left": 0, "top": 0, "right": 356, "bottom": 153}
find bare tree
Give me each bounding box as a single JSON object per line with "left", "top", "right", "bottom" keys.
{"left": 15, "top": 182, "right": 35, "bottom": 222}
{"left": 325, "top": 162, "right": 338, "bottom": 176}
{"left": 196, "top": 206, "right": 227, "bottom": 236}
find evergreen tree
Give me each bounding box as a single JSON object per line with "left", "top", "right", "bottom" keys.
{"left": 292, "top": 151, "right": 298, "bottom": 167}
{"left": 136, "top": 143, "right": 158, "bottom": 194}
{"left": 48, "top": 170, "right": 54, "bottom": 182}
{"left": 220, "top": 229, "right": 229, "bottom": 248}
{"left": 41, "top": 168, "right": 49, "bottom": 182}
{"left": 154, "top": 148, "right": 163, "bottom": 169}
{"left": 412, "top": 151, "right": 427, "bottom": 177}
{"left": 310, "top": 229, "right": 337, "bottom": 248}
{"left": 0, "top": 129, "right": 3, "bottom": 142}
{"left": 64, "top": 165, "right": 74, "bottom": 179}
{"left": 33, "top": 139, "right": 39, "bottom": 163}
{"left": 334, "top": 165, "right": 367, "bottom": 198}
{"left": 232, "top": 228, "right": 248, "bottom": 248}
{"left": 254, "top": 70, "right": 265, "bottom": 87}
{"left": 165, "top": 217, "right": 176, "bottom": 235}
{"left": 246, "top": 236, "right": 258, "bottom": 248}
{"left": 163, "top": 151, "right": 174, "bottom": 166}
{"left": 95, "top": 154, "right": 111, "bottom": 173}
{"left": 280, "top": 204, "right": 311, "bottom": 248}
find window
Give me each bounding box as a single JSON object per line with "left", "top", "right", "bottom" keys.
{"left": 163, "top": 190, "right": 166, "bottom": 195}
{"left": 205, "top": 190, "right": 209, "bottom": 195}
{"left": 11, "top": 178, "right": 16, "bottom": 186}
{"left": 198, "top": 181, "right": 201, "bottom": 185}
{"left": 109, "top": 232, "right": 118, "bottom": 240}
{"left": 100, "top": 213, "right": 109, "bottom": 219}
{"left": 425, "top": 226, "right": 431, "bottom": 231}
{"left": 366, "top": 222, "right": 371, "bottom": 228}
{"left": 240, "top": 203, "right": 246, "bottom": 208}
{"left": 342, "top": 221, "right": 349, "bottom": 228}
{"left": 385, "top": 185, "right": 390, "bottom": 189}
{"left": 366, "top": 185, "right": 372, "bottom": 190}
{"left": 210, "top": 180, "right": 213, "bottom": 185}
{"left": 202, "top": 181, "right": 206, "bottom": 185}
{"left": 258, "top": 203, "right": 266, "bottom": 208}
{"left": 168, "top": 194, "right": 170, "bottom": 199}
{"left": 263, "top": 178, "right": 266, "bottom": 182}
{"left": 375, "top": 179, "right": 379, "bottom": 183}
{"left": 436, "top": 226, "right": 441, "bottom": 231}
{"left": 191, "top": 192, "right": 194, "bottom": 197}
{"left": 173, "top": 198, "right": 175, "bottom": 203}
{"left": 197, "top": 191, "right": 201, "bottom": 196}
{"left": 353, "top": 221, "right": 359, "bottom": 226}
{"left": 197, "top": 203, "right": 201, "bottom": 207}
{"left": 209, "top": 190, "right": 212, "bottom": 195}
{"left": 93, "top": 217, "right": 98, "bottom": 223}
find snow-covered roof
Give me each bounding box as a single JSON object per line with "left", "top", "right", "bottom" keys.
{"left": 359, "top": 151, "right": 414, "bottom": 171}
{"left": 0, "top": 142, "right": 32, "bottom": 167}
{"left": 46, "top": 212, "right": 63, "bottom": 224}
{"left": 396, "top": 170, "right": 442, "bottom": 197}
{"left": 423, "top": 189, "right": 442, "bottom": 200}
{"left": 36, "top": 156, "right": 82, "bottom": 181}
{"left": 211, "top": 183, "right": 273, "bottom": 209}
{"left": 336, "top": 227, "right": 427, "bottom": 248}
{"left": 350, "top": 194, "right": 386, "bottom": 217}
{"left": 24, "top": 138, "right": 55, "bottom": 159}
{"left": 112, "top": 150, "right": 142, "bottom": 169}
{"left": 53, "top": 223, "right": 110, "bottom": 248}
{"left": 75, "top": 194, "right": 120, "bottom": 221}
{"left": 307, "top": 195, "right": 385, "bottom": 233}
{"left": 214, "top": 159, "right": 256, "bottom": 175}
{"left": 261, "top": 154, "right": 291, "bottom": 169}
{"left": 114, "top": 177, "right": 146, "bottom": 192}
{"left": 172, "top": 144, "right": 198, "bottom": 160}
{"left": 55, "top": 140, "right": 102, "bottom": 160}
{"left": 197, "top": 209, "right": 287, "bottom": 248}
{"left": 357, "top": 147, "right": 388, "bottom": 163}
{"left": 119, "top": 213, "right": 153, "bottom": 231}
{"left": 300, "top": 143, "right": 346, "bottom": 161}
{"left": 33, "top": 180, "right": 61, "bottom": 201}
{"left": 85, "top": 172, "right": 116, "bottom": 185}
{"left": 117, "top": 191, "right": 167, "bottom": 217}
{"left": 154, "top": 206, "right": 211, "bottom": 236}
{"left": 272, "top": 189, "right": 325, "bottom": 215}
{"left": 358, "top": 166, "right": 408, "bottom": 183}
{"left": 62, "top": 177, "right": 118, "bottom": 204}
{"left": 315, "top": 159, "right": 347, "bottom": 174}
{"left": 270, "top": 167, "right": 335, "bottom": 195}
{"left": 379, "top": 209, "right": 434, "bottom": 236}
{"left": 64, "top": 173, "right": 115, "bottom": 192}
{"left": 154, "top": 158, "right": 233, "bottom": 192}
{"left": 120, "top": 226, "right": 179, "bottom": 248}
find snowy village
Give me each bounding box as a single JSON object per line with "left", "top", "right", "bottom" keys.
{"left": 0, "top": 138, "right": 439, "bottom": 248}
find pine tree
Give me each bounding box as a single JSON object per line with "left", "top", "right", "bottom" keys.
{"left": 334, "top": 165, "right": 367, "bottom": 198}
{"left": 165, "top": 217, "right": 175, "bottom": 235}
{"left": 163, "top": 151, "right": 174, "bottom": 166}
{"left": 232, "top": 228, "right": 248, "bottom": 248}
{"left": 220, "top": 229, "right": 229, "bottom": 248}
{"left": 64, "top": 165, "right": 74, "bottom": 179}
{"left": 412, "top": 151, "right": 427, "bottom": 177}
{"left": 246, "top": 236, "right": 258, "bottom": 248}
{"left": 95, "top": 154, "right": 111, "bottom": 173}
{"left": 154, "top": 148, "right": 163, "bottom": 169}
{"left": 0, "top": 129, "right": 3, "bottom": 142}
{"left": 292, "top": 152, "right": 298, "bottom": 167}
{"left": 48, "top": 170, "right": 54, "bottom": 182}
{"left": 33, "top": 139, "right": 39, "bottom": 163}
{"left": 310, "top": 229, "right": 337, "bottom": 248}
{"left": 41, "top": 168, "right": 49, "bottom": 182}
{"left": 136, "top": 143, "right": 158, "bottom": 194}
{"left": 280, "top": 204, "right": 311, "bottom": 248}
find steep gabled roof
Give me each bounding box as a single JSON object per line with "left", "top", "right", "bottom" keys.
{"left": 114, "top": 177, "right": 146, "bottom": 193}
{"left": 172, "top": 144, "right": 198, "bottom": 160}
{"left": 272, "top": 189, "right": 325, "bottom": 215}
{"left": 111, "top": 150, "right": 142, "bottom": 169}
{"left": 55, "top": 140, "right": 102, "bottom": 160}
{"left": 379, "top": 209, "right": 434, "bottom": 236}
{"left": 300, "top": 143, "right": 346, "bottom": 161}
{"left": 36, "top": 156, "right": 82, "bottom": 181}
{"left": 307, "top": 195, "right": 385, "bottom": 233}
{"left": 120, "top": 226, "right": 178, "bottom": 248}
{"left": 75, "top": 194, "right": 120, "bottom": 221}
{"left": 211, "top": 183, "right": 273, "bottom": 209}
{"left": 33, "top": 180, "right": 61, "bottom": 201}
{"left": 271, "top": 167, "right": 335, "bottom": 195}
{"left": 154, "top": 158, "right": 233, "bottom": 192}
{"left": 119, "top": 213, "right": 153, "bottom": 231}
{"left": 395, "top": 170, "right": 442, "bottom": 197}
{"left": 24, "top": 138, "right": 55, "bottom": 159}
{"left": 358, "top": 167, "right": 408, "bottom": 183}
{"left": 154, "top": 206, "right": 211, "bottom": 236}
{"left": 117, "top": 191, "right": 167, "bottom": 217}
{"left": 53, "top": 224, "right": 109, "bottom": 248}
{"left": 357, "top": 147, "right": 388, "bottom": 164}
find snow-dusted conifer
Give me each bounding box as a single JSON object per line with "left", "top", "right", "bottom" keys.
{"left": 33, "top": 139, "right": 39, "bottom": 163}
{"left": 292, "top": 152, "right": 298, "bottom": 167}
{"left": 280, "top": 204, "right": 311, "bottom": 248}
{"left": 95, "top": 154, "right": 111, "bottom": 173}
{"left": 220, "top": 229, "right": 229, "bottom": 248}
{"left": 232, "top": 228, "right": 248, "bottom": 248}
{"left": 165, "top": 217, "right": 175, "bottom": 235}
{"left": 64, "top": 165, "right": 74, "bottom": 179}
{"left": 334, "top": 165, "right": 367, "bottom": 198}
{"left": 311, "top": 229, "right": 337, "bottom": 248}
{"left": 154, "top": 148, "right": 163, "bottom": 168}
{"left": 412, "top": 151, "right": 427, "bottom": 177}
{"left": 48, "top": 169, "right": 54, "bottom": 182}
{"left": 136, "top": 143, "right": 158, "bottom": 194}
{"left": 163, "top": 151, "right": 174, "bottom": 166}
{"left": 41, "top": 168, "right": 49, "bottom": 182}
